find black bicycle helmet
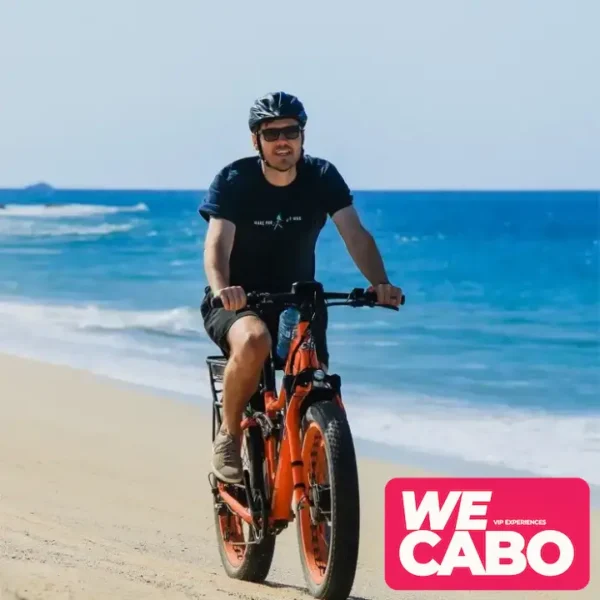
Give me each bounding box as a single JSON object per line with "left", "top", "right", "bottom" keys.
{"left": 248, "top": 91, "right": 307, "bottom": 132}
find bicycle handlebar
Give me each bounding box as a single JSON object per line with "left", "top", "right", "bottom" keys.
{"left": 209, "top": 286, "right": 405, "bottom": 311}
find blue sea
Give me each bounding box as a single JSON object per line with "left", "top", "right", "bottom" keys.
{"left": 1, "top": 186, "right": 599, "bottom": 484}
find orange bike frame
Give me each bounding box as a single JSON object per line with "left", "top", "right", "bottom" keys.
{"left": 217, "top": 316, "right": 344, "bottom": 526}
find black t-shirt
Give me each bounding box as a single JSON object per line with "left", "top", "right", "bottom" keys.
{"left": 198, "top": 154, "right": 353, "bottom": 293}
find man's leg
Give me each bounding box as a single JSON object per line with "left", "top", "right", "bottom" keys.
{"left": 221, "top": 315, "right": 271, "bottom": 436}
{"left": 212, "top": 315, "right": 271, "bottom": 483}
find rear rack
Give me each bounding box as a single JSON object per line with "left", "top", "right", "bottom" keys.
{"left": 206, "top": 355, "right": 228, "bottom": 437}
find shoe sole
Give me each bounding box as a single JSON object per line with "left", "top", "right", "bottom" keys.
{"left": 211, "top": 465, "right": 243, "bottom": 485}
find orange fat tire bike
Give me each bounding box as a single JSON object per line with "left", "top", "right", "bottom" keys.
{"left": 206, "top": 281, "right": 403, "bottom": 599}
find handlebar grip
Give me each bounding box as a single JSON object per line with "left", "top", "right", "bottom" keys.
{"left": 364, "top": 290, "right": 406, "bottom": 306}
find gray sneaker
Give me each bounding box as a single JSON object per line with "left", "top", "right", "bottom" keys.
{"left": 212, "top": 427, "right": 243, "bottom": 483}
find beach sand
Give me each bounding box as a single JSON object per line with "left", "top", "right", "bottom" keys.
{"left": 0, "top": 352, "right": 597, "bottom": 599}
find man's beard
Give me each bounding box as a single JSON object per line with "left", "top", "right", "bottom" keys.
{"left": 266, "top": 161, "right": 294, "bottom": 172}
{"left": 265, "top": 153, "right": 298, "bottom": 172}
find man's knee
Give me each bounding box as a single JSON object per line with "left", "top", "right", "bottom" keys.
{"left": 227, "top": 317, "right": 272, "bottom": 364}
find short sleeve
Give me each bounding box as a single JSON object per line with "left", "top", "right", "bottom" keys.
{"left": 198, "top": 166, "right": 239, "bottom": 224}
{"left": 320, "top": 161, "right": 353, "bottom": 217}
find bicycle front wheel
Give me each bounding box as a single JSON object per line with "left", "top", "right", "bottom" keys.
{"left": 296, "top": 399, "right": 360, "bottom": 599}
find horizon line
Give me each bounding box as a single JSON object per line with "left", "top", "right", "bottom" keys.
{"left": 0, "top": 184, "right": 599, "bottom": 195}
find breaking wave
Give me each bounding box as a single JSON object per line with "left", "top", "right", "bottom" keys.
{"left": 0, "top": 221, "right": 135, "bottom": 238}
{"left": 0, "top": 299, "right": 203, "bottom": 340}
{"left": 0, "top": 202, "right": 148, "bottom": 218}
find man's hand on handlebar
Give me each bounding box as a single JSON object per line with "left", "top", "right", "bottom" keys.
{"left": 214, "top": 286, "right": 246, "bottom": 311}
{"left": 369, "top": 282, "right": 404, "bottom": 307}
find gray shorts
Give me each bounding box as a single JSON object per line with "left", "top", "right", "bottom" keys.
{"left": 199, "top": 286, "right": 329, "bottom": 367}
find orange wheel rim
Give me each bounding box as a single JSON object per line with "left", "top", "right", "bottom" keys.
{"left": 299, "top": 422, "right": 331, "bottom": 584}
{"left": 216, "top": 436, "right": 252, "bottom": 567}
{"left": 218, "top": 507, "right": 247, "bottom": 566}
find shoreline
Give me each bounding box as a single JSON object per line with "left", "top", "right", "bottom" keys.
{"left": 1, "top": 350, "right": 598, "bottom": 599}
{"left": 112, "top": 372, "right": 600, "bottom": 507}
{"left": 2, "top": 345, "right": 599, "bottom": 507}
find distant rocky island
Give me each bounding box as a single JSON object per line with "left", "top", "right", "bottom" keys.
{"left": 24, "top": 182, "right": 55, "bottom": 194}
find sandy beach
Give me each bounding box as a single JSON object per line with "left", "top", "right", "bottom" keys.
{"left": 0, "top": 352, "right": 597, "bottom": 600}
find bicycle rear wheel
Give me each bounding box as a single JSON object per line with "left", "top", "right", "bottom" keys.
{"left": 212, "top": 407, "right": 276, "bottom": 581}
{"left": 296, "top": 399, "right": 360, "bottom": 599}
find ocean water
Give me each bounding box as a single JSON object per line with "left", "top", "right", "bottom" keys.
{"left": 1, "top": 186, "right": 599, "bottom": 483}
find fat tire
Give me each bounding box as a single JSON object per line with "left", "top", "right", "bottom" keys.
{"left": 297, "top": 399, "right": 360, "bottom": 599}
{"left": 213, "top": 413, "right": 276, "bottom": 582}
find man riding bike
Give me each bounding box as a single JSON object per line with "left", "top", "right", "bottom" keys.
{"left": 198, "top": 91, "right": 403, "bottom": 484}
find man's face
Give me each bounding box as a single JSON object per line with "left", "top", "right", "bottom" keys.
{"left": 255, "top": 118, "right": 303, "bottom": 171}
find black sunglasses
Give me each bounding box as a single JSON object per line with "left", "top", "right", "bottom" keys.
{"left": 259, "top": 125, "right": 302, "bottom": 142}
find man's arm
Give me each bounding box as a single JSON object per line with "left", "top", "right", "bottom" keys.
{"left": 204, "top": 217, "right": 234, "bottom": 293}
{"left": 331, "top": 205, "right": 389, "bottom": 284}
{"left": 203, "top": 216, "right": 247, "bottom": 310}
{"left": 331, "top": 205, "right": 403, "bottom": 306}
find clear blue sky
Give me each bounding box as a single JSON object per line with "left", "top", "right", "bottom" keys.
{"left": 0, "top": 0, "right": 598, "bottom": 190}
